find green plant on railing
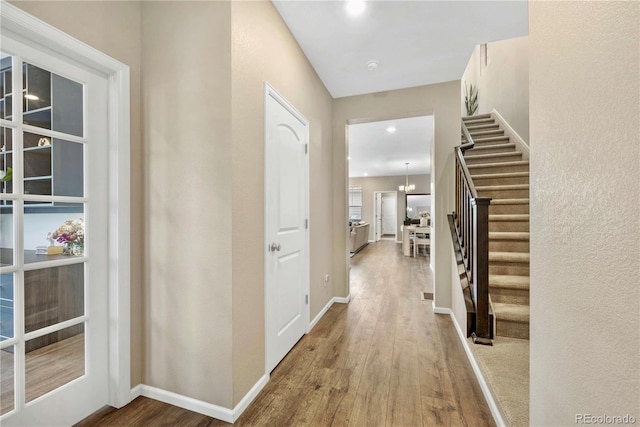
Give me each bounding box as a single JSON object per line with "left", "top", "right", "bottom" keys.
{"left": 464, "top": 82, "right": 478, "bottom": 116}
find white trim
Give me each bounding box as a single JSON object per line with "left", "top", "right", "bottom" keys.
{"left": 1, "top": 0, "right": 131, "bottom": 412}
{"left": 133, "top": 375, "right": 269, "bottom": 424}
{"left": 491, "top": 109, "right": 529, "bottom": 160}
{"left": 447, "top": 310, "right": 507, "bottom": 427}
{"left": 308, "top": 294, "right": 352, "bottom": 332}
{"left": 367, "top": 239, "right": 375, "bottom": 243}
{"left": 432, "top": 302, "right": 451, "bottom": 315}
{"left": 138, "top": 385, "right": 234, "bottom": 424}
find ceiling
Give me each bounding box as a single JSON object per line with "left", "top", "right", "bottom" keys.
{"left": 273, "top": 0, "right": 528, "bottom": 178}
{"left": 348, "top": 116, "right": 432, "bottom": 178}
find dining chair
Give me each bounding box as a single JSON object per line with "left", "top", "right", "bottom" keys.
{"left": 413, "top": 226, "right": 430, "bottom": 257}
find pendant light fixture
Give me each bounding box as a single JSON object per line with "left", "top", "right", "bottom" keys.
{"left": 399, "top": 162, "right": 415, "bottom": 193}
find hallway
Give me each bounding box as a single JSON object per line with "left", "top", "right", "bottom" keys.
{"left": 79, "top": 240, "right": 494, "bottom": 426}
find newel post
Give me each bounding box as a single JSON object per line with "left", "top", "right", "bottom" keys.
{"left": 472, "top": 197, "right": 492, "bottom": 344}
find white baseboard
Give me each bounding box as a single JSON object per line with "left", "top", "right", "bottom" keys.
{"left": 309, "top": 295, "right": 352, "bottom": 331}
{"left": 131, "top": 374, "right": 269, "bottom": 424}
{"left": 432, "top": 302, "right": 451, "bottom": 315}
{"left": 447, "top": 310, "right": 507, "bottom": 427}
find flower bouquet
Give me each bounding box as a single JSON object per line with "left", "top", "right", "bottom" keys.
{"left": 50, "top": 218, "right": 84, "bottom": 256}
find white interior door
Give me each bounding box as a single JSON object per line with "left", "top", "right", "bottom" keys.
{"left": 374, "top": 192, "right": 382, "bottom": 241}
{"left": 382, "top": 193, "right": 396, "bottom": 235}
{"left": 265, "top": 84, "right": 309, "bottom": 374}
{"left": 0, "top": 36, "right": 109, "bottom": 426}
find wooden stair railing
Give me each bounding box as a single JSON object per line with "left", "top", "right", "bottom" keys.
{"left": 452, "top": 119, "right": 493, "bottom": 345}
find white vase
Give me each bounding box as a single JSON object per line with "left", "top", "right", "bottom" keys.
{"left": 420, "top": 217, "right": 429, "bottom": 226}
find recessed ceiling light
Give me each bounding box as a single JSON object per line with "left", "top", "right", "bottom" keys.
{"left": 386, "top": 126, "right": 396, "bottom": 133}
{"left": 345, "top": 0, "right": 366, "bottom": 16}
{"left": 24, "top": 94, "right": 39, "bottom": 101}
{"left": 367, "top": 60, "right": 379, "bottom": 71}
{"left": 363, "top": 172, "right": 368, "bottom": 177}
{"left": 347, "top": 156, "right": 351, "bottom": 160}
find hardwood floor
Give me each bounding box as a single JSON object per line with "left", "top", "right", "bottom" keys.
{"left": 77, "top": 241, "right": 494, "bottom": 426}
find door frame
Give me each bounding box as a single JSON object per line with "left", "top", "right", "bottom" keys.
{"left": 0, "top": 2, "right": 131, "bottom": 409}
{"left": 263, "top": 82, "right": 310, "bottom": 374}
{"left": 373, "top": 191, "right": 397, "bottom": 242}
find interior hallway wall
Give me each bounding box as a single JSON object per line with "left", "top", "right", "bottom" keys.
{"left": 333, "top": 81, "right": 460, "bottom": 309}
{"left": 10, "top": 0, "right": 145, "bottom": 388}
{"left": 529, "top": 2, "right": 639, "bottom": 425}
{"left": 230, "top": 0, "right": 334, "bottom": 405}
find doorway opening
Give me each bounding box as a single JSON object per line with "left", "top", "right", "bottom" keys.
{"left": 373, "top": 191, "right": 397, "bottom": 242}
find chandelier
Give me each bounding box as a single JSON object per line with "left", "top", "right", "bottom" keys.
{"left": 399, "top": 162, "right": 415, "bottom": 193}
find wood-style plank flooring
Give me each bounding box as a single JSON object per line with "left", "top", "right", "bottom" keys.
{"left": 77, "top": 241, "right": 494, "bottom": 426}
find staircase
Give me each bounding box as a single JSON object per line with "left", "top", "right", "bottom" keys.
{"left": 462, "top": 113, "right": 530, "bottom": 340}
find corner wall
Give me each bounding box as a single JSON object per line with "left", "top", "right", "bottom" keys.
{"left": 333, "top": 81, "right": 460, "bottom": 308}
{"left": 529, "top": 2, "right": 639, "bottom": 425}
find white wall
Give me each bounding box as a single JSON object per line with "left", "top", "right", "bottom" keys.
{"left": 462, "top": 36, "right": 529, "bottom": 143}
{"left": 529, "top": 2, "right": 639, "bottom": 425}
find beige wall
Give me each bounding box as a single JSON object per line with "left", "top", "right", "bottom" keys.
{"left": 333, "top": 81, "right": 460, "bottom": 308}
{"left": 230, "top": 1, "right": 334, "bottom": 405}
{"left": 529, "top": 2, "right": 639, "bottom": 425}
{"left": 10, "top": 0, "right": 145, "bottom": 388}
{"left": 349, "top": 174, "right": 430, "bottom": 240}
{"left": 462, "top": 36, "right": 529, "bottom": 143}
{"left": 141, "top": 1, "right": 234, "bottom": 406}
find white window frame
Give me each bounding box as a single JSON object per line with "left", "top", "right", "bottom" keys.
{"left": 0, "top": 2, "right": 132, "bottom": 408}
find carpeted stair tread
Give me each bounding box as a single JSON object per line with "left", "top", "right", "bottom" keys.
{"left": 467, "top": 130, "right": 505, "bottom": 138}
{"left": 477, "top": 184, "right": 529, "bottom": 191}
{"left": 464, "top": 135, "right": 509, "bottom": 144}
{"left": 473, "top": 172, "right": 529, "bottom": 180}
{"left": 489, "top": 232, "right": 530, "bottom": 241}
{"left": 492, "top": 303, "right": 530, "bottom": 323}
{"left": 468, "top": 160, "right": 529, "bottom": 170}
{"left": 463, "top": 113, "right": 492, "bottom": 120}
{"left": 490, "top": 214, "right": 530, "bottom": 221}
{"left": 490, "top": 274, "right": 530, "bottom": 289}
{"left": 490, "top": 251, "right": 530, "bottom": 263}
{"left": 467, "top": 142, "right": 516, "bottom": 152}
{"left": 466, "top": 123, "right": 500, "bottom": 131}
{"left": 465, "top": 151, "right": 523, "bottom": 161}
{"left": 490, "top": 198, "right": 529, "bottom": 205}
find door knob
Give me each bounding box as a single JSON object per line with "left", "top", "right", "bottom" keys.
{"left": 270, "top": 242, "right": 281, "bottom": 252}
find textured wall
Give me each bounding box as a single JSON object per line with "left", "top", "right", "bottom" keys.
{"left": 333, "top": 81, "right": 460, "bottom": 308}
{"left": 141, "top": 1, "right": 234, "bottom": 407}
{"left": 230, "top": 1, "right": 334, "bottom": 405}
{"left": 529, "top": 2, "right": 639, "bottom": 425}
{"left": 10, "top": 0, "right": 145, "bottom": 388}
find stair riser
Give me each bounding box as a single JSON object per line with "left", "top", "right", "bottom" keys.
{"left": 467, "top": 124, "right": 500, "bottom": 132}
{"left": 489, "top": 240, "right": 530, "bottom": 253}
{"left": 469, "top": 130, "right": 505, "bottom": 138}
{"left": 496, "top": 319, "right": 529, "bottom": 339}
{"left": 465, "top": 154, "right": 523, "bottom": 166}
{"left": 490, "top": 262, "right": 530, "bottom": 276}
{"left": 491, "top": 287, "right": 529, "bottom": 305}
{"left": 468, "top": 137, "right": 510, "bottom": 145}
{"left": 478, "top": 188, "right": 530, "bottom": 199}
{"left": 469, "top": 163, "right": 529, "bottom": 175}
{"left": 489, "top": 221, "right": 530, "bottom": 232}
{"left": 473, "top": 175, "right": 530, "bottom": 186}
{"left": 467, "top": 145, "right": 517, "bottom": 155}
{"left": 490, "top": 203, "right": 529, "bottom": 215}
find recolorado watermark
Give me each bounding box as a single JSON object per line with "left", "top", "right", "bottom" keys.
{"left": 576, "top": 414, "right": 637, "bottom": 425}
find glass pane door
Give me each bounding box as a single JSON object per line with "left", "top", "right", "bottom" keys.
{"left": 0, "top": 40, "right": 109, "bottom": 426}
